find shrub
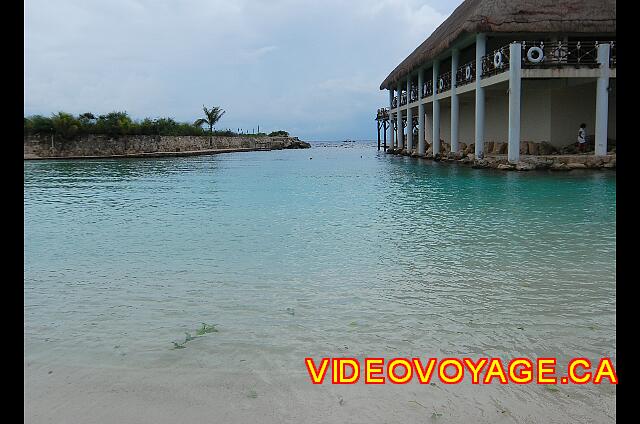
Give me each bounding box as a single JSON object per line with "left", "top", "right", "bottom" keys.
{"left": 268, "top": 130, "right": 289, "bottom": 137}
{"left": 26, "top": 115, "right": 54, "bottom": 135}
{"left": 51, "top": 112, "right": 80, "bottom": 140}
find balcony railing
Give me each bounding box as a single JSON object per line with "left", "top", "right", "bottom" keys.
{"left": 609, "top": 41, "right": 616, "bottom": 67}
{"left": 409, "top": 85, "right": 418, "bottom": 103}
{"left": 376, "top": 108, "right": 389, "bottom": 120}
{"left": 455, "top": 61, "right": 475, "bottom": 87}
{"left": 520, "top": 41, "right": 602, "bottom": 68}
{"left": 400, "top": 92, "right": 407, "bottom": 106}
{"left": 391, "top": 96, "right": 397, "bottom": 108}
{"left": 423, "top": 79, "right": 433, "bottom": 97}
{"left": 436, "top": 71, "right": 452, "bottom": 93}
{"left": 481, "top": 45, "right": 510, "bottom": 78}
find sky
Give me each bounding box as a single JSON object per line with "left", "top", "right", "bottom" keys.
{"left": 24, "top": 0, "right": 463, "bottom": 141}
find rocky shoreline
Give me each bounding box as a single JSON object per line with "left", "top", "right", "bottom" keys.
{"left": 386, "top": 140, "right": 616, "bottom": 171}
{"left": 24, "top": 134, "right": 310, "bottom": 160}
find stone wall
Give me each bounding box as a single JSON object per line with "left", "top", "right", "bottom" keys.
{"left": 24, "top": 135, "right": 309, "bottom": 159}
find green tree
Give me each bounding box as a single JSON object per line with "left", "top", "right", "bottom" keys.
{"left": 194, "top": 106, "right": 225, "bottom": 134}
{"left": 269, "top": 130, "right": 289, "bottom": 137}
{"left": 96, "top": 112, "right": 133, "bottom": 137}
{"left": 78, "top": 112, "right": 97, "bottom": 134}
{"left": 27, "top": 115, "right": 54, "bottom": 135}
{"left": 51, "top": 112, "right": 80, "bottom": 140}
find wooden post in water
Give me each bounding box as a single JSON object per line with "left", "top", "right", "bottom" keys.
{"left": 383, "top": 120, "right": 388, "bottom": 151}
{"left": 377, "top": 120, "right": 381, "bottom": 150}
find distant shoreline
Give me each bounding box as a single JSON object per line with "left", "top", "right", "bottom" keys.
{"left": 24, "top": 134, "right": 310, "bottom": 160}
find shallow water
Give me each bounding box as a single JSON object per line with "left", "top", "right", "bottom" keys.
{"left": 24, "top": 142, "right": 616, "bottom": 421}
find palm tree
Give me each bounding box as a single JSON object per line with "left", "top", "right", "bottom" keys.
{"left": 194, "top": 106, "right": 226, "bottom": 134}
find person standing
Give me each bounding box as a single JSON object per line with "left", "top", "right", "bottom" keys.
{"left": 577, "top": 123, "right": 587, "bottom": 153}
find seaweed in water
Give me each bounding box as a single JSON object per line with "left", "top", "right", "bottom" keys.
{"left": 172, "top": 323, "right": 218, "bottom": 349}
{"left": 196, "top": 323, "right": 218, "bottom": 336}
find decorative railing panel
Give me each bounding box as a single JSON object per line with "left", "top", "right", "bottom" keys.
{"left": 436, "top": 71, "right": 452, "bottom": 93}
{"left": 481, "top": 45, "right": 510, "bottom": 77}
{"left": 610, "top": 41, "right": 616, "bottom": 67}
{"left": 376, "top": 108, "right": 390, "bottom": 120}
{"left": 455, "top": 61, "right": 475, "bottom": 87}
{"left": 423, "top": 79, "right": 433, "bottom": 97}
{"left": 400, "top": 91, "right": 407, "bottom": 106}
{"left": 520, "top": 41, "right": 601, "bottom": 68}
{"left": 392, "top": 96, "right": 397, "bottom": 108}
{"left": 409, "top": 84, "right": 418, "bottom": 102}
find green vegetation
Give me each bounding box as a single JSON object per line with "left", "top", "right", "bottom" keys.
{"left": 195, "top": 323, "right": 218, "bottom": 335}
{"left": 193, "top": 105, "right": 226, "bottom": 134}
{"left": 269, "top": 130, "right": 289, "bottom": 137}
{"left": 24, "top": 110, "right": 290, "bottom": 140}
{"left": 171, "top": 322, "right": 218, "bottom": 350}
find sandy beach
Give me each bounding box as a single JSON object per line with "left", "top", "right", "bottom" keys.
{"left": 25, "top": 358, "right": 616, "bottom": 424}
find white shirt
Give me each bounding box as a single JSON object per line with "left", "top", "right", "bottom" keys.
{"left": 578, "top": 128, "right": 586, "bottom": 144}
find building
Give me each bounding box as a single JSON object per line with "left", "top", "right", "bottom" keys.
{"left": 377, "top": 0, "right": 616, "bottom": 163}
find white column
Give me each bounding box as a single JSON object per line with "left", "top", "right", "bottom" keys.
{"left": 388, "top": 88, "right": 395, "bottom": 149}
{"left": 432, "top": 60, "right": 440, "bottom": 155}
{"left": 508, "top": 43, "right": 522, "bottom": 163}
{"left": 397, "top": 82, "right": 404, "bottom": 150}
{"left": 406, "top": 78, "right": 413, "bottom": 153}
{"left": 475, "top": 33, "right": 486, "bottom": 158}
{"left": 595, "top": 43, "right": 611, "bottom": 156}
{"left": 418, "top": 69, "right": 425, "bottom": 156}
{"left": 450, "top": 48, "right": 459, "bottom": 154}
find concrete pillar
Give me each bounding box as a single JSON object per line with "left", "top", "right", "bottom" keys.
{"left": 432, "top": 60, "right": 440, "bottom": 155}
{"left": 595, "top": 43, "right": 611, "bottom": 156}
{"left": 508, "top": 43, "right": 522, "bottom": 163}
{"left": 388, "top": 88, "right": 395, "bottom": 149}
{"left": 475, "top": 33, "right": 486, "bottom": 158}
{"left": 418, "top": 69, "right": 425, "bottom": 156}
{"left": 397, "top": 82, "right": 404, "bottom": 150}
{"left": 450, "top": 48, "right": 459, "bottom": 154}
{"left": 406, "top": 78, "right": 413, "bottom": 153}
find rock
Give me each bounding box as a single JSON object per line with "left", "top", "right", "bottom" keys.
{"left": 515, "top": 161, "right": 536, "bottom": 171}
{"left": 497, "top": 163, "right": 514, "bottom": 170}
{"left": 472, "top": 159, "right": 489, "bottom": 169}
{"left": 425, "top": 146, "right": 433, "bottom": 156}
{"left": 466, "top": 153, "right": 475, "bottom": 161}
{"left": 562, "top": 143, "right": 578, "bottom": 154}
{"left": 467, "top": 143, "right": 475, "bottom": 154}
{"left": 538, "top": 141, "right": 558, "bottom": 155}
{"left": 459, "top": 142, "right": 467, "bottom": 152}
{"left": 603, "top": 158, "right": 616, "bottom": 169}
{"left": 434, "top": 153, "right": 442, "bottom": 161}
{"left": 585, "top": 157, "right": 604, "bottom": 168}
{"left": 485, "top": 141, "right": 495, "bottom": 153}
{"left": 567, "top": 162, "right": 587, "bottom": 169}
{"left": 550, "top": 162, "right": 570, "bottom": 171}
{"left": 520, "top": 141, "right": 529, "bottom": 155}
{"left": 491, "top": 142, "right": 504, "bottom": 154}
{"left": 527, "top": 142, "right": 539, "bottom": 155}
{"left": 410, "top": 151, "right": 421, "bottom": 158}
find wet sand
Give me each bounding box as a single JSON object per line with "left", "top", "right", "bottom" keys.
{"left": 25, "top": 360, "right": 615, "bottom": 424}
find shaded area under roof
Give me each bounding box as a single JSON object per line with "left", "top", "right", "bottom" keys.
{"left": 380, "top": 0, "right": 616, "bottom": 90}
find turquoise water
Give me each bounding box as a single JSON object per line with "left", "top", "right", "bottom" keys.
{"left": 24, "top": 142, "right": 615, "bottom": 418}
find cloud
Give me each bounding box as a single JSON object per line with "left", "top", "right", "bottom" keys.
{"left": 24, "top": 0, "right": 460, "bottom": 140}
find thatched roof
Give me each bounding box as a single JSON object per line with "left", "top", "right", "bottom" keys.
{"left": 380, "top": 0, "right": 616, "bottom": 90}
